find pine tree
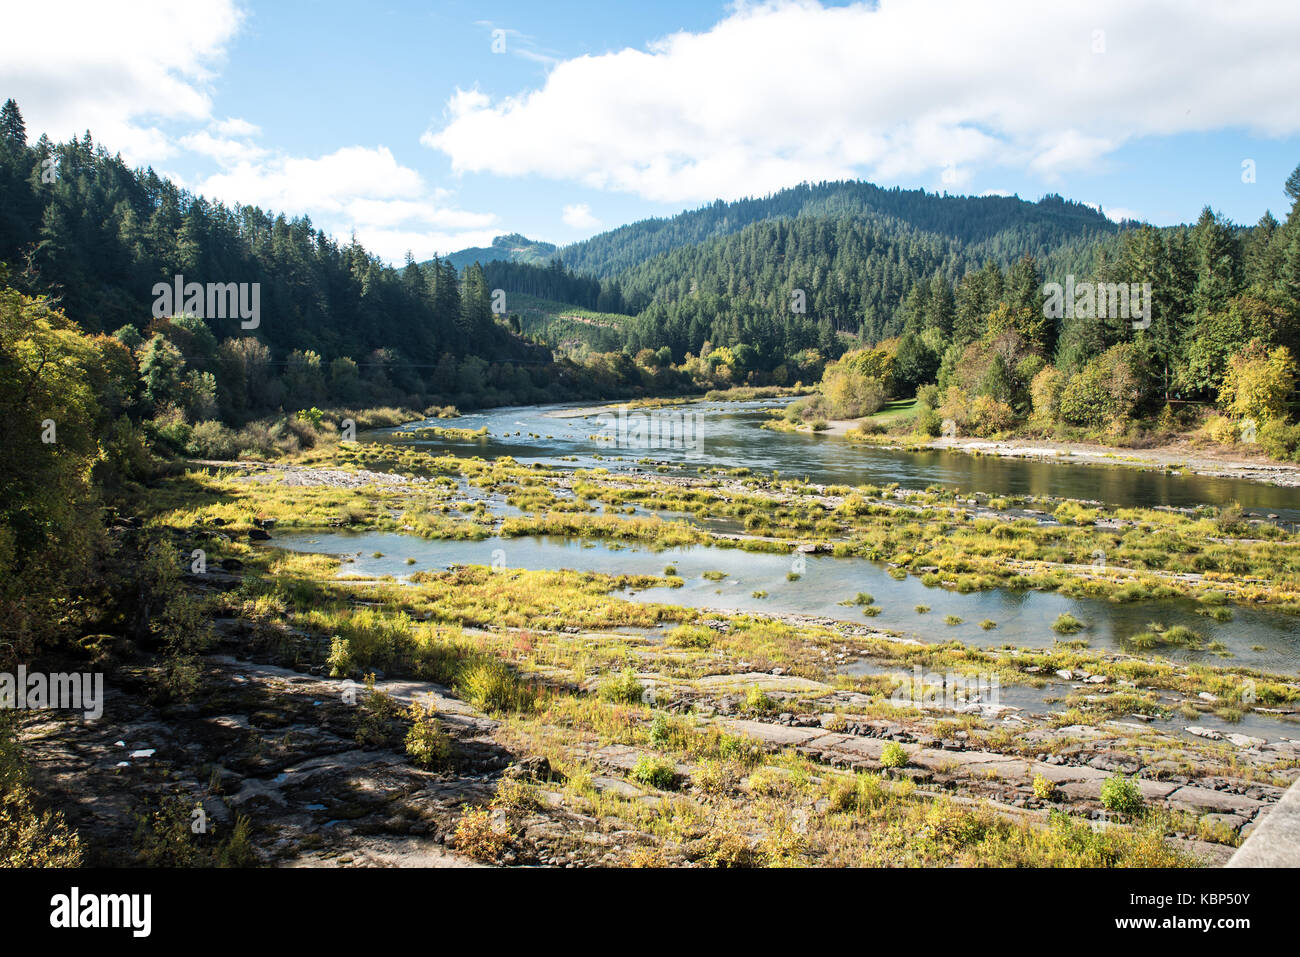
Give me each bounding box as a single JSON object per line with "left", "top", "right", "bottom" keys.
{"left": 1243, "top": 212, "right": 1284, "bottom": 291}
{"left": 1191, "top": 207, "right": 1241, "bottom": 317}
{"left": 0, "top": 99, "right": 26, "bottom": 148}
{"left": 1285, "top": 163, "right": 1300, "bottom": 206}
{"left": 459, "top": 262, "right": 493, "bottom": 340}
{"left": 923, "top": 272, "right": 955, "bottom": 335}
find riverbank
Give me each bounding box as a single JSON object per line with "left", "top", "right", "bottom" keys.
{"left": 16, "top": 438, "right": 1300, "bottom": 868}
{"left": 729, "top": 398, "right": 1300, "bottom": 491}
{"left": 930, "top": 437, "right": 1300, "bottom": 490}
{"left": 826, "top": 425, "right": 1300, "bottom": 490}
{"left": 21, "top": 510, "right": 1291, "bottom": 867}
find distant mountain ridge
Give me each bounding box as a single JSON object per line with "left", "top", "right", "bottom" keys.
{"left": 440, "top": 179, "right": 1134, "bottom": 358}
{"left": 554, "top": 180, "right": 1123, "bottom": 278}
{"left": 438, "top": 180, "right": 1125, "bottom": 279}
{"left": 435, "top": 232, "right": 558, "bottom": 272}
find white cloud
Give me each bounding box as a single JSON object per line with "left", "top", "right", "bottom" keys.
{"left": 198, "top": 146, "right": 423, "bottom": 211}
{"left": 178, "top": 129, "right": 267, "bottom": 168}
{"left": 561, "top": 203, "right": 600, "bottom": 230}
{"left": 425, "top": 0, "right": 1300, "bottom": 204}
{"left": 0, "top": 0, "right": 244, "bottom": 165}
{"left": 1098, "top": 205, "right": 1145, "bottom": 223}
{"left": 1082, "top": 200, "right": 1144, "bottom": 223}
{"left": 0, "top": 2, "right": 499, "bottom": 263}
{"left": 212, "top": 117, "right": 260, "bottom": 138}
{"left": 347, "top": 226, "right": 503, "bottom": 264}
{"left": 193, "top": 146, "right": 499, "bottom": 262}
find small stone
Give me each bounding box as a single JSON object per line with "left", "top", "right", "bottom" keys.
{"left": 503, "top": 755, "right": 552, "bottom": 782}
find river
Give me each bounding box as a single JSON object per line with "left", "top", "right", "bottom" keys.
{"left": 370, "top": 398, "right": 1300, "bottom": 520}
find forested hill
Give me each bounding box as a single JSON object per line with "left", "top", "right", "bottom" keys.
{"left": 466, "top": 180, "right": 1129, "bottom": 353}
{"left": 476, "top": 196, "right": 1125, "bottom": 355}
{"left": 0, "top": 113, "right": 546, "bottom": 374}
{"left": 439, "top": 233, "right": 557, "bottom": 272}
{"left": 557, "top": 180, "right": 1123, "bottom": 278}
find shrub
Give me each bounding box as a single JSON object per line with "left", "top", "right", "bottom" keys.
{"left": 146, "top": 414, "right": 193, "bottom": 454}
{"left": 187, "top": 419, "right": 241, "bottom": 459}
{"left": 827, "top": 772, "right": 888, "bottom": 813}
{"left": 880, "top": 741, "right": 908, "bottom": 768}
{"left": 1052, "top": 613, "right": 1085, "bottom": 634}
{"left": 915, "top": 404, "right": 943, "bottom": 437}
{"left": 326, "top": 636, "right": 354, "bottom": 677}
{"left": 968, "top": 394, "right": 1015, "bottom": 436}
{"left": 1030, "top": 366, "right": 1066, "bottom": 425}
{"left": 491, "top": 777, "right": 541, "bottom": 813}
{"left": 1204, "top": 414, "right": 1241, "bottom": 445}
{"left": 936, "top": 386, "right": 971, "bottom": 434}
{"left": 630, "top": 755, "right": 677, "bottom": 790}
{"left": 665, "top": 625, "right": 713, "bottom": 648}
{"left": 1032, "top": 774, "right": 1056, "bottom": 801}
{"left": 1059, "top": 343, "right": 1151, "bottom": 430}
{"left": 716, "top": 733, "right": 765, "bottom": 767}
{"left": 217, "top": 814, "right": 255, "bottom": 867}
{"left": 1215, "top": 502, "right": 1248, "bottom": 535}
{"left": 458, "top": 659, "right": 535, "bottom": 713}
{"left": 649, "top": 713, "right": 673, "bottom": 748}
{"left": 1221, "top": 341, "right": 1296, "bottom": 424}
{"left": 1259, "top": 419, "right": 1300, "bottom": 461}
{"left": 819, "top": 353, "right": 889, "bottom": 418}
{"left": 921, "top": 801, "right": 988, "bottom": 848}
{"left": 598, "top": 668, "right": 645, "bottom": 705}
{"left": 699, "top": 826, "right": 767, "bottom": 867}
{"left": 132, "top": 796, "right": 208, "bottom": 867}
{"left": 744, "top": 684, "right": 776, "bottom": 713}
{"left": 355, "top": 676, "right": 402, "bottom": 746}
{"left": 405, "top": 701, "right": 451, "bottom": 769}
{"left": 1100, "top": 774, "right": 1145, "bottom": 815}
{"left": 694, "top": 759, "right": 739, "bottom": 796}
{"left": 450, "top": 808, "right": 510, "bottom": 861}
{"left": 1053, "top": 502, "right": 1098, "bottom": 525}
{"left": 0, "top": 720, "right": 83, "bottom": 866}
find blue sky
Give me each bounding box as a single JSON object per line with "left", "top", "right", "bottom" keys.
{"left": 5, "top": 1, "right": 1300, "bottom": 263}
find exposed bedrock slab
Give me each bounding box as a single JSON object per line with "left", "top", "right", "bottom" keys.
{"left": 719, "top": 719, "right": 828, "bottom": 747}
{"left": 697, "top": 672, "right": 830, "bottom": 693}
{"left": 1056, "top": 777, "right": 1179, "bottom": 803}
{"left": 1165, "top": 786, "right": 1264, "bottom": 816}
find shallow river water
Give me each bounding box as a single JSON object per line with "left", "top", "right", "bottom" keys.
{"left": 372, "top": 398, "right": 1300, "bottom": 520}
{"left": 274, "top": 529, "right": 1300, "bottom": 674}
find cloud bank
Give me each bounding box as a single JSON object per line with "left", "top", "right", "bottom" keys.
{"left": 424, "top": 0, "right": 1300, "bottom": 203}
